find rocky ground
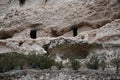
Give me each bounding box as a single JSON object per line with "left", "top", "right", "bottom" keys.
{"left": 0, "top": 69, "right": 120, "bottom": 80}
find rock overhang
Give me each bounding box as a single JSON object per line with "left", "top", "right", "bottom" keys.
{"left": 0, "top": 0, "right": 120, "bottom": 57}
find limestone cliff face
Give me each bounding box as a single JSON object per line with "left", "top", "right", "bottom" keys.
{"left": 77, "top": 19, "right": 120, "bottom": 43}
{"left": 0, "top": 0, "right": 120, "bottom": 56}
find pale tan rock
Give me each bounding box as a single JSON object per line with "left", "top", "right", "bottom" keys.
{"left": 0, "top": 0, "right": 120, "bottom": 37}
{"left": 77, "top": 19, "right": 120, "bottom": 44}
{"left": 0, "top": 0, "right": 120, "bottom": 55}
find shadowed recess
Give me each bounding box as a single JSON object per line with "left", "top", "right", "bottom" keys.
{"left": 30, "top": 30, "right": 37, "bottom": 39}
{"left": 73, "top": 27, "right": 78, "bottom": 37}
{"left": 19, "top": 0, "right": 25, "bottom": 6}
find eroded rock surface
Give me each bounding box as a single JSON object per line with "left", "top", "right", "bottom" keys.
{"left": 0, "top": 69, "right": 120, "bottom": 80}
{"left": 0, "top": 0, "right": 120, "bottom": 79}
{"left": 0, "top": 0, "right": 120, "bottom": 57}
{"left": 0, "top": 0, "right": 120, "bottom": 37}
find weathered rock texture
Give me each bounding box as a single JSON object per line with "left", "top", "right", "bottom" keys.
{"left": 0, "top": 0, "right": 120, "bottom": 79}
{"left": 0, "top": 69, "right": 120, "bottom": 80}
{"left": 0, "top": 0, "right": 120, "bottom": 57}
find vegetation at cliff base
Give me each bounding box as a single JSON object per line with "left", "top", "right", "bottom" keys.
{"left": 0, "top": 52, "right": 55, "bottom": 73}
{"left": 86, "top": 55, "right": 99, "bottom": 70}
{"left": 70, "top": 59, "right": 80, "bottom": 70}
{"left": 0, "top": 52, "right": 119, "bottom": 73}
{"left": 27, "top": 53, "right": 55, "bottom": 70}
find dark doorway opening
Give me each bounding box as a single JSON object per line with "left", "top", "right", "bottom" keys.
{"left": 19, "top": 0, "right": 25, "bottom": 6}
{"left": 30, "top": 30, "right": 37, "bottom": 39}
{"left": 73, "top": 27, "right": 78, "bottom": 37}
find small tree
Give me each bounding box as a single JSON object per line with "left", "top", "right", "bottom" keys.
{"left": 55, "top": 61, "right": 63, "bottom": 70}
{"left": 86, "top": 55, "right": 99, "bottom": 70}
{"left": 71, "top": 59, "right": 80, "bottom": 70}
{"left": 99, "top": 60, "right": 106, "bottom": 71}
{"left": 111, "top": 58, "right": 120, "bottom": 74}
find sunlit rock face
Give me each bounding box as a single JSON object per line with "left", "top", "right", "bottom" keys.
{"left": 77, "top": 19, "right": 120, "bottom": 43}
{"left": 0, "top": 0, "right": 120, "bottom": 57}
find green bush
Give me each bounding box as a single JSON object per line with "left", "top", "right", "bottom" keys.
{"left": 55, "top": 61, "right": 63, "bottom": 70}
{"left": 86, "top": 55, "right": 99, "bottom": 70}
{"left": 0, "top": 52, "right": 55, "bottom": 73}
{"left": 70, "top": 59, "right": 80, "bottom": 70}
{"left": 27, "top": 54, "right": 55, "bottom": 70}
{"left": 0, "top": 52, "right": 27, "bottom": 72}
